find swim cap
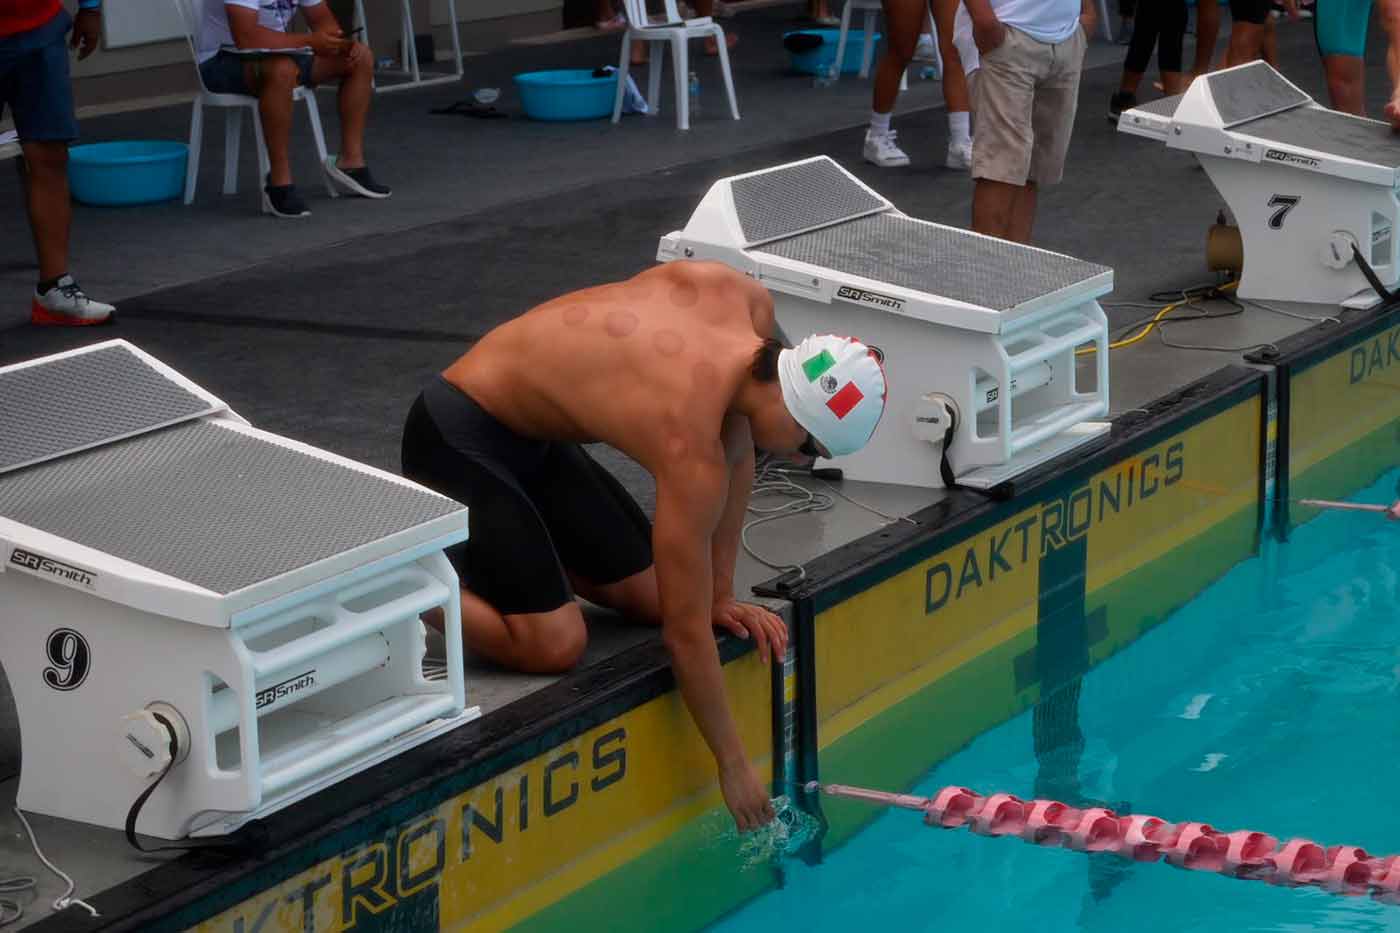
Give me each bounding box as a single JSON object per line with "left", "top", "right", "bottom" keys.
{"left": 777, "top": 334, "right": 887, "bottom": 457}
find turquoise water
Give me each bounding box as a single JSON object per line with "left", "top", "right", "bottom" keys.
{"left": 717, "top": 469, "right": 1400, "bottom": 932}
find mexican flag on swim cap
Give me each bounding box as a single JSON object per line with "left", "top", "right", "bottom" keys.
{"left": 777, "top": 334, "right": 887, "bottom": 457}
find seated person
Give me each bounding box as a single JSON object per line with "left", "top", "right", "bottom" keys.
{"left": 195, "top": 0, "right": 390, "bottom": 217}
{"left": 401, "top": 261, "right": 887, "bottom": 830}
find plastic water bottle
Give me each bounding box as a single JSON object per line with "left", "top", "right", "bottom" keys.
{"left": 688, "top": 71, "right": 701, "bottom": 118}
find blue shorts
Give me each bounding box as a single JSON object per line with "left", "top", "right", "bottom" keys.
{"left": 0, "top": 9, "right": 78, "bottom": 143}
{"left": 198, "top": 49, "right": 315, "bottom": 95}
{"left": 1314, "top": 0, "right": 1372, "bottom": 57}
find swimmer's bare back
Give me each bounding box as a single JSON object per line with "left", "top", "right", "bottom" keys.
{"left": 442, "top": 262, "right": 774, "bottom": 473}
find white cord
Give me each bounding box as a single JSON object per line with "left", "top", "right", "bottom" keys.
{"left": 741, "top": 457, "right": 919, "bottom": 580}
{"left": 741, "top": 459, "right": 834, "bottom": 580}
{"left": 1242, "top": 298, "right": 1341, "bottom": 326}
{"left": 0, "top": 875, "right": 35, "bottom": 927}
{"left": 11, "top": 807, "right": 99, "bottom": 919}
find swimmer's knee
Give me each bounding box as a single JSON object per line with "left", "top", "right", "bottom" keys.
{"left": 507, "top": 604, "right": 588, "bottom": 674}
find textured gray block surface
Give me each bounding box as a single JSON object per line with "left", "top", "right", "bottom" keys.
{"left": 1208, "top": 62, "right": 1309, "bottom": 126}
{"left": 0, "top": 344, "right": 213, "bottom": 475}
{"left": 1239, "top": 105, "right": 1400, "bottom": 167}
{"left": 731, "top": 159, "right": 886, "bottom": 245}
{"left": 762, "top": 214, "right": 1108, "bottom": 311}
{"left": 0, "top": 421, "right": 464, "bottom": 594}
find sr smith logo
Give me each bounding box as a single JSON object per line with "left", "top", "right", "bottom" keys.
{"left": 1265, "top": 149, "right": 1320, "bottom": 169}
{"left": 256, "top": 670, "right": 317, "bottom": 709}
{"left": 836, "top": 285, "right": 904, "bottom": 311}
{"left": 8, "top": 548, "right": 97, "bottom": 589}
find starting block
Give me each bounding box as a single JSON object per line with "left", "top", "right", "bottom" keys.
{"left": 1118, "top": 61, "right": 1400, "bottom": 308}
{"left": 0, "top": 341, "right": 477, "bottom": 839}
{"left": 658, "top": 156, "right": 1113, "bottom": 489}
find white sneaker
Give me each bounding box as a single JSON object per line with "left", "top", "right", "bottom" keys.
{"left": 913, "top": 34, "right": 937, "bottom": 63}
{"left": 31, "top": 274, "right": 114, "bottom": 327}
{"left": 945, "top": 138, "right": 972, "bottom": 170}
{"left": 863, "top": 130, "right": 910, "bottom": 168}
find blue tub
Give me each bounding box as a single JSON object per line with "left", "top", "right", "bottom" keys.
{"left": 67, "top": 141, "right": 187, "bottom": 206}
{"left": 785, "top": 29, "right": 883, "bottom": 76}
{"left": 514, "top": 69, "right": 619, "bottom": 121}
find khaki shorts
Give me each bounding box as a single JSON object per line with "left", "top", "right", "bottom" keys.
{"left": 971, "top": 24, "right": 1086, "bottom": 187}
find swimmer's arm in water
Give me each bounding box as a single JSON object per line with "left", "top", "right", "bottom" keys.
{"left": 710, "top": 414, "right": 787, "bottom": 664}
{"left": 654, "top": 461, "right": 775, "bottom": 833}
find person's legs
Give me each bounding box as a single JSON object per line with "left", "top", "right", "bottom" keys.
{"left": 250, "top": 57, "right": 299, "bottom": 186}
{"left": 454, "top": 590, "right": 589, "bottom": 673}
{"left": 1157, "top": 0, "right": 1189, "bottom": 93}
{"left": 310, "top": 44, "right": 373, "bottom": 168}
{"left": 1262, "top": 13, "right": 1278, "bottom": 65}
{"left": 971, "top": 27, "right": 1038, "bottom": 238}
{"left": 570, "top": 567, "right": 662, "bottom": 623}
{"left": 1225, "top": 0, "right": 1271, "bottom": 62}
{"left": 1381, "top": 0, "right": 1400, "bottom": 125}
{"left": 866, "top": 0, "right": 925, "bottom": 165}
{"left": 1192, "top": 0, "right": 1220, "bottom": 75}
{"left": 972, "top": 180, "right": 1023, "bottom": 239}
{"left": 310, "top": 46, "right": 390, "bottom": 198}
{"left": 402, "top": 387, "right": 590, "bottom": 673}
{"left": 1017, "top": 26, "right": 1084, "bottom": 244}
{"left": 1225, "top": 20, "right": 1265, "bottom": 62}
{"left": 1315, "top": 0, "right": 1371, "bottom": 113}
{"left": 19, "top": 142, "right": 69, "bottom": 282}
{"left": 1008, "top": 180, "right": 1038, "bottom": 244}
{"left": 1324, "top": 54, "right": 1366, "bottom": 111}
{"left": 5, "top": 10, "right": 112, "bottom": 324}
{"left": 872, "top": 0, "right": 924, "bottom": 112}
{"left": 692, "top": 0, "right": 738, "bottom": 53}
{"left": 1118, "top": 0, "right": 1164, "bottom": 98}
{"left": 533, "top": 444, "right": 662, "bottom": 623}
{"left": 933, "top": 0, "right": 974, "bottom": 167}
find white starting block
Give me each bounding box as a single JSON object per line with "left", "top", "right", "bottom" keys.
{"left": 1118, "top": 61, "right": 1400, "bottom": 308}
{"left": 0, "top": 341, "right": 477, "bottom": 840}
{"left": 657, "top": 156, "right": 1113, "bottom": 489}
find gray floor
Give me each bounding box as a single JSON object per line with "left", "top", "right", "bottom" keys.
{"left": 0, "top": 5, "right": 1392, "bottom": 925}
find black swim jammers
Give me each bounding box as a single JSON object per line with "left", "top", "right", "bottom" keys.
{"left": 401, "top": 377, "right": 654, "bottom": 616}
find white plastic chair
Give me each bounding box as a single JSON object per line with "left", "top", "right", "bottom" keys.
{"left": 173, "top": 0, "right": 336, "bottom": 209}
{"left": 611, "top": 0, "right": 740, "bottom": 131}
{"left": 351, "top": 0, "right": 464, "bottom": 92}
{"left": 831, "top": 0, "right": 939, "bottom": 85}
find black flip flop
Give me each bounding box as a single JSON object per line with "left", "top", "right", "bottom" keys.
{"left": 429, "top": 100, "right": 508, "bottom": 119}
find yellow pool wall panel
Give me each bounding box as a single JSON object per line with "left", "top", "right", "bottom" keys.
{"left": 188, "top": 650, "right": 773, "bottom": 933}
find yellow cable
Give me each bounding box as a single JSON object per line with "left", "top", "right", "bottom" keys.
{"left": 1077, "top": 281, "right": 1239, "bottom": 356}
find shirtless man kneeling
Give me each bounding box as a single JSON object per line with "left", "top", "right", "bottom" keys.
{"left": 402, "top": 261, "right": 887, "bottom": 830}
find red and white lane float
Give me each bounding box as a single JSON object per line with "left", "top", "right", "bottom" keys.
{"left": 807, "top": 782, "right": 1400, "bottom": 902}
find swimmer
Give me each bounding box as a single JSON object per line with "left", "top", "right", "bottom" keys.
{"left": 401, "top": 261, "right": 887, "bottom": 831}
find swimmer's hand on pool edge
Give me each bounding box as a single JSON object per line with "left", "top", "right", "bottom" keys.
{"left": 711, "top": 597, "right": 788, "bottom": 664}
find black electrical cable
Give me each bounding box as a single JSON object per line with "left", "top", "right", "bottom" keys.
{"left": 123, "top": 714, "right": 254, "bottom": 857}
{"left": 1351, "top": 243, "right": 1398, "bottom": 306}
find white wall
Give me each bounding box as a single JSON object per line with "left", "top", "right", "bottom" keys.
{"left": 72, "top": 0, "right": 563, "bottom": 79}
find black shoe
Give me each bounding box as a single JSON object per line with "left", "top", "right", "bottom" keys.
{"left": 262, "top": 177, "right": 310, "bottom": 218}
{"left": 1108, "top": 91, "right": 1136, "bottom": 122}
{"left": 324, "top": 158, "right": 392, "bottom": 199}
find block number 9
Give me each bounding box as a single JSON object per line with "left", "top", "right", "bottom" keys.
{"left": 43, "top": 628, "right": 90, "bottom": 691}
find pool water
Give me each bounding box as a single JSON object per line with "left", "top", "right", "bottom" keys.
{"left": 716, "top": 469, "right": 1400, "bottom": 932}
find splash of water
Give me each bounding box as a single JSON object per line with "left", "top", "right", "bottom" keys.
{"left": 733, "top": 796, "right": 821, "bottom": 869}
